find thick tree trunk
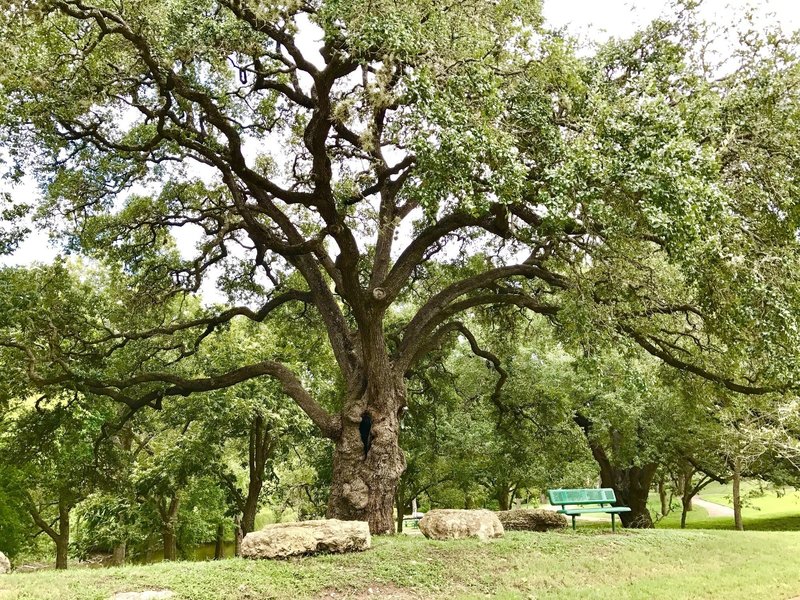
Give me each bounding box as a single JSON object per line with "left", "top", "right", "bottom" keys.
{"left": 327, "top": 373, "right": 406, "bottom": 535}
{"left": 732, "top": 457, "right": 743, "bottom": 531}
{"left": 618, "top": 466, "right": 656, "bottom": 528}
{"left": 575, "top": 414, "right": 656, "bottom": 528}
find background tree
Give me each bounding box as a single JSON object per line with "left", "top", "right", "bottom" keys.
{"left": 0, "top": 395, "right": 116, "bottom": 569}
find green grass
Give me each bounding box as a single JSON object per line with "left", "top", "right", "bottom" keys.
{"left": 652, "top": 482, "right": 800, "bottom": 531}
{"left": 3, "top": 530, "right": 800, "bottom": 599}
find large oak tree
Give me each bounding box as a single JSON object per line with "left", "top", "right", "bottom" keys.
{"left": 2, "top": 0, "right": 800, "bottom": 532}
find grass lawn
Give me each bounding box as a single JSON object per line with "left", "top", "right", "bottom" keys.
{"left": 2, "top": 530, "right": 800, "bottom": 600}
{"left": 652, "top": 482, "right": 800, "bottom": 531}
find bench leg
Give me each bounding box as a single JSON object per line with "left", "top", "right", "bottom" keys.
{"left": 612, "top": 513, "right": 616, "bottom": 533}
{"left": 572, "top": 515, "right": 576, "bottom": 531}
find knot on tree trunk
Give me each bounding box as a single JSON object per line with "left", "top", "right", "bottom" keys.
{"left": 342, "top": 478, "right": 370, "bottom": 511}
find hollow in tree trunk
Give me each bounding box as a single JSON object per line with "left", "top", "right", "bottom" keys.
{"left": 327, "top": 372, "right": 406, "bottom": 535}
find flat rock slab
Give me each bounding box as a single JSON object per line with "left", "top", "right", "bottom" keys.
{"left": 496, "top": 508, "right": 568, "bottom": 532}
{"left": 241, "top": 519, "right": 371, "bottom": 559}
{"left": 0, "top": 551, "right": 10, "bottom": 574}
{"left": 419, "top": 509, "right": 504, "bottom": 541}
{"left": 112, "top": 592, "right": 174, "bottom": 600}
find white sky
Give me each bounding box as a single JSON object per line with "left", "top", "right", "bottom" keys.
{"left": 544, "top": 0, "right": 800, "bottom": 41}
{"left": 2, "top": 0, "right": 799, "bottom": 268}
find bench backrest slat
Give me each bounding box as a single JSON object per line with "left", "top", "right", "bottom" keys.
{"left": 547, "top": 488, "right": 616, "bottom": 505}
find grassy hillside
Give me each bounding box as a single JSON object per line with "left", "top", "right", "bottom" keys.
{"left": 2, "top": 530, "right": 800, "bottom": 600}
{"left": 653, "top": 482, "right": 800, "bottom": 531}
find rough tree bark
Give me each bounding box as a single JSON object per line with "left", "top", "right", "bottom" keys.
{"left": 613, "top": 463, "right": 657, "bottom": 528}
{"left": 575, "top": 414, "right": 657, "bottom": 528}
{"left": 327, "top": 367, "right": 406, "bottom": 535}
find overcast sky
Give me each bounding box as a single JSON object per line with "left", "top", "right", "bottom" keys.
{"left": 544, "top": 0, "right": 800, "bottom": 41}
{"left": 2, "top": 0, "right": 799, "bottom": 268}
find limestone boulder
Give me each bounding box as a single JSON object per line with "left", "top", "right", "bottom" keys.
{"left": 241, "top": 519, "right": 370, "bottom": 559}
{"left": 0, "top": 551, "right": 10, "bottom": 574}
{"left": 496, "top": 509, "right": 568, "bottom": 532}
{"left": 418, "top": 509, "right": 504, "bottom": 541}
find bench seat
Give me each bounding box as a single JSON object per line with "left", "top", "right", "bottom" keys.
{"left": 547, "top": 488, "right": 631, "bottom": 531}
{"left": 558, "top": 506, "right": 631, "bottom": 515}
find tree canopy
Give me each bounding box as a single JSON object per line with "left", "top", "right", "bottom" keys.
{"left": 1, "top": 0, "right": 800, "bottom": 533}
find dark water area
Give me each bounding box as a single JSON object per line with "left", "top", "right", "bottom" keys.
{"left": 130, "top": 541, "right": 236, "bottom": 564}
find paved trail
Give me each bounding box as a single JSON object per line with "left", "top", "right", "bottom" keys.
{"left": 693, "top": 497, "right": 735, "bottom": 517}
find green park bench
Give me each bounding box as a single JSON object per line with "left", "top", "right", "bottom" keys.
{"left": 547, "top": 488, "right": 631, "bottom": 532}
